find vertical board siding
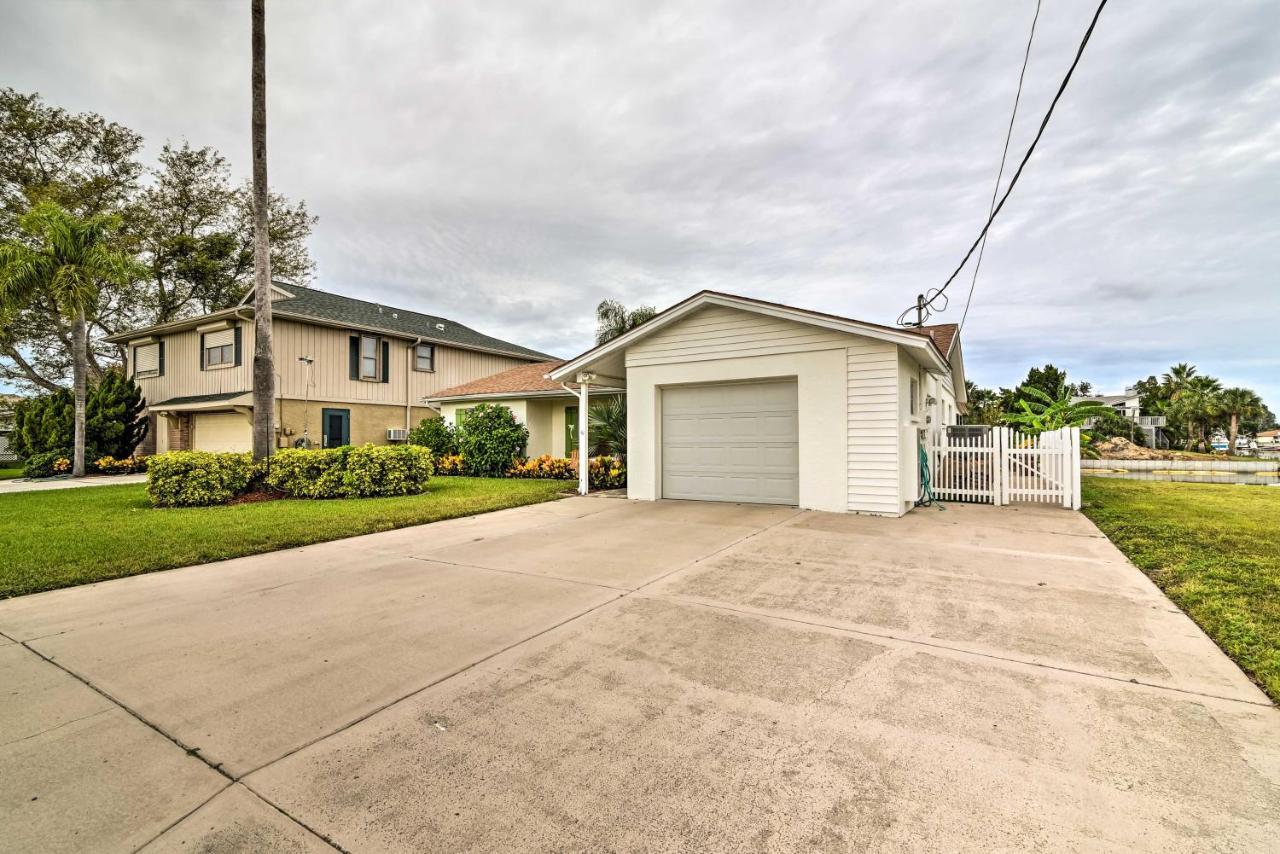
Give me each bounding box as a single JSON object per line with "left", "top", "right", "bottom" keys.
{"left": 847, "top": 341, "right": 901, "bottom": 514}
{"left": 132, "top": 319, "right": 534, "bottom": 407}
{"left": 626, "top": 305, "right": 855, "bottom": 367}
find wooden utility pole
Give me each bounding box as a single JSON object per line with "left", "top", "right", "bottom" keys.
{"left": 250, "top": 0, "right": 275, "bottom": 461}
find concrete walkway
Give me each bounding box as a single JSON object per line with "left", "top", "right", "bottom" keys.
{"left": 0, "top": 473, "right": 147, "bottom": 493}
{"left": 1, "top": 497, "right": 1277, "bottom": 852}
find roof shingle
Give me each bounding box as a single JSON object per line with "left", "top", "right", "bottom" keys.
{"left": 429, "top": 361, "right": 568, "bottom": 400}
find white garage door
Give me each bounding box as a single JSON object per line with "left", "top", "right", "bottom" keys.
{"left": 661, "top": 380, "right": 799, "bottom": 505}
{"left": 192, "top": 412, "right": 252, "bottom": 453}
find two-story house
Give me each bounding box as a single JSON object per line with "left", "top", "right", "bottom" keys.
{"left": 103, "top": 284, "right": 553, "bottom": 454}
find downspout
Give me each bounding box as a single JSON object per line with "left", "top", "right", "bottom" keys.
{"left": 407, "top": 336, "right": 423, "bottom": 433}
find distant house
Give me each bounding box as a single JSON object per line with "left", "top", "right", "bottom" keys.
{"left": 103, "top": 284, "right": 552, "bottom": 454}
{"left": 1073, "top": 386, "right": 1168, "bottom": 448}
{"left": 1255, "top": 429, "right": 1279, "bottom": 448}
{"left": 0, "top": 394, "right": 19, "bottom": 462}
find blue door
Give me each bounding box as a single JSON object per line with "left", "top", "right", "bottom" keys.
{"left": 322, "top": 408, "right": 350, "bottom": 448}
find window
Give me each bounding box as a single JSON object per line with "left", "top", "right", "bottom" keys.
{"left": 415, "top": 343, "right": 435, "bottom": 372}
{"left": 360, "top": 335, "right": 379, "bottom": 380}
{"left": 134, "top": 343, "right": 160, "bottom": 378}
{"left": 456, "top": 407, "right": 474, "bottom": 426}
{"left": 909, "top": 377, "right": 920, "bottom": 417}
{"left": 202, "top": 327, "right": 237, "bottom": 369}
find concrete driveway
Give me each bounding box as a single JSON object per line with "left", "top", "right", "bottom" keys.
{"left": 2, "top": 497, "right": 1278, "bottom": 852}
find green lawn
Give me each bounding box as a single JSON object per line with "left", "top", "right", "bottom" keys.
{"left": 1081, "top": 477, "right": 1280, "bottom": 702}
{"left": 0, "top": 477, "right": 568, "bottom": 599}
{"left": 0, "top": 467, "right": 22, "bottom": 480}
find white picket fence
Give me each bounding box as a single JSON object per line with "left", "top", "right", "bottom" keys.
{"left": 925, "top": 426, "right": 1081, "bottom": 509}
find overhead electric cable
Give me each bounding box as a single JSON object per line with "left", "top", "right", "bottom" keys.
{"left": 958, "top": 0, "right": 1042, "bottom": 333}
{"left": 897, "top": 0, "right": 1109, "bottom": 327}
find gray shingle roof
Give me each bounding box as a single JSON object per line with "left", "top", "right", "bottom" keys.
{"left": 272, "top": 287, "right": 554, "bottom": 360}
{"left": 152, "top": 391, "right": 248, "bottom": 407}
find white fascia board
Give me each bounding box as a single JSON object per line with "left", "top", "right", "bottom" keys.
{"left": 548, "top": 291, "right": 949, "bottom": 380}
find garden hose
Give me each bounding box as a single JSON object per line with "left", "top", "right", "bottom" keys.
{"left": 917, "top": 441, "right": 944, "bottom": 510}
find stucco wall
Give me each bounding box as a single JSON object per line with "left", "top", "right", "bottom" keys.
{"left": 277, "top": 399, "right": 436, "bottom": 447}
{"left": 625, "top": 348, "right": 849, "bottom": 513}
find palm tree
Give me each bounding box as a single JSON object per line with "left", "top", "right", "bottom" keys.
{"left": 0, "top": 203, "right": 132, "bottom": 476}
{"left": 1169, "top": 376, "right": 1222, "bottom": 451}
{"left": 588, "top": 395, "right": 627, "bottom": 458}
{"left": 595, "top": 299, "right": 657, "bottom": 345}
{"left": 1218, "top": 387, "right": 1263, "bottom": 455}
{"left": 250, "top": 0, "right": 276, "bottom": 461}
{"left": 1161, "top": 362, "right": 1197, "bottom": 400}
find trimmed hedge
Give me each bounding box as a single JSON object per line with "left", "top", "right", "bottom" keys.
{"left": 264, "top": 444, "right": 434, "bottom": 499}
{"left": 147, "top": 451, "right": 256, "bottom": 507}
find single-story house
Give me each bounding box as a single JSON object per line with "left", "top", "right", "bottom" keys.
{"left": 444, "top": 290, "right": 964, "bottom": 517}
{"left": 427, "top": 361, "right": 622, "bottom": 458}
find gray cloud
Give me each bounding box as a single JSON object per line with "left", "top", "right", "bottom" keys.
{"left": 4, "top": 0, "right": 1278, "bottom": 404}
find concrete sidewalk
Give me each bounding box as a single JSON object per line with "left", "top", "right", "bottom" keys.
{"left": 0, "top": 473, "right": 147, "bottom": 493}
{"left": 1, "top": 497, "right": 1277, "bottom": 852}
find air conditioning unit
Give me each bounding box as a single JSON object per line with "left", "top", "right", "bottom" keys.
{"left": 387, "top": 428, "right": 409, "bottom": 442}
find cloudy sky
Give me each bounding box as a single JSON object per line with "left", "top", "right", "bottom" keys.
{"left": 4, "top": 0, "right": 1278, "bottom": 404}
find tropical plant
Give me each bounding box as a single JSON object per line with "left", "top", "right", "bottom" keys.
{"left": 963, "top": 380, "right": 1003, "bottom": 425}
{"left": 1167, "top": 375, "right": 1223, "bottom": 451}
{"left": 0, "top": 203, "right": 133, "bottom": 476}
{"left": 1218, "top": 387, "right": 1264, "bottom": 455}
{"left": 1001, "top": 382, "right": 1112, "bottom": 455}
{"left": 588, "top": 395, "right": 627, "bottom": 457}
{"left": 595, "top": 299, "right": 657, "bottom": 345}
{"left": 455, "top": 403, "right": 529, "bottom": 475}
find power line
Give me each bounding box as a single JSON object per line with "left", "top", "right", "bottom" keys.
{"left": 959, "top": 0, "right": 1042, "bottom": 333}
{"left": 898, "top": 0, "right": 1109, "bottom": 327}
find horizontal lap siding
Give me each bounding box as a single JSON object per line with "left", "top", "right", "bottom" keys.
{"left": 626, "top": 305, "right": 854, "bottom": 367}
{"left": 847, "top": 341, "right": 900, "bottom": 514}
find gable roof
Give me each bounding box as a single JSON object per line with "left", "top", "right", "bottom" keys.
{"left": 430, "top": 360, "right": 568, "bottom": 400}
{"left": 548, "top": 290, "right": 957, "bottom": 383}
{"left": 107, "top": 284, "right": 554, "bottom": 361}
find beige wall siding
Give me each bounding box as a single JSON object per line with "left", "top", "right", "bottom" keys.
{"left": 277, "top": 399, "right": 436, "bottom": 448}
{"left": 847, "top": 340, "right": 902, "bottom": 516}
{"left": 129, "top": 325, "right": 251, "bottom": 405}
{"left": 625, "top": 305, "right": 855, "bottom": 368}
{"left": 128, "top": 318, "right": 534, "bottom": 409}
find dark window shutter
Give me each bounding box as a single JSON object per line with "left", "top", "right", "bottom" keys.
{"left": 381, "top": 340, "right": 390, "bottom": 383}
{"left": 349, "top": 336, "right": 359, "bottom": 379}
{"left": 233, "top": 325, "right": 243, "bottom": 366}
{"left": 199, "top": 333, "right": 207, "bottom": 371}
{"left": 130, "top": 347, "right": 136, "bottom": 378}
{"left": 158, "top": 342, "right": 166, "bottom": 376}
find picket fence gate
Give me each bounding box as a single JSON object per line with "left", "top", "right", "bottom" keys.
{"left": 924, "top": 426, "right": 1081, "bottom": 509}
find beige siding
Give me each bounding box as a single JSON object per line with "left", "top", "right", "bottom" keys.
{"left": 626, "top": 305, "right": 854, "bottom": 367}
{"left": 847, "top": 340, "right": 901, "bottom": 515}
{"left": 128, "top": 325, "right": 251, "bottom": 405}
{"left": 128, "top": 318, "right": 534, "bottom": 410}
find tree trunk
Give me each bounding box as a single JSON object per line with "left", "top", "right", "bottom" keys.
{"left": 1228, "top": 413, "right": 1239, "bottom": 456}
{"left": 250, "top": 0, "right": 275, "bottom": 462}
{"left": 72, "top": 309, "right": 88, "bottom": 478}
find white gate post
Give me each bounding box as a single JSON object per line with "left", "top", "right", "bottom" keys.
{"left": 577, "top": 375, "right": 591, "bottom": 495}
{"left": 996, "top": 427, "right": 1006, "bottom": 506}
{"left": 1071, "top": 426, "right": 1082, "bottom": 510}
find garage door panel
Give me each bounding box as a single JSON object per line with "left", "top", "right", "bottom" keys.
{"left": 192, "top": 412, "right": 252, "bottom": 453}
{"left": 661, "top": 381, "right": 799, "bottom": 505}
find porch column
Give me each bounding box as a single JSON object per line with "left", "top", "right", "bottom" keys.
{"left": 577, "top": 373, "right": 592, "bottom": 495}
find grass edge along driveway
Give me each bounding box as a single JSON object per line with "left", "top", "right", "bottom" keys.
{"left": 0, "top": 476, "right": 567, "bottom": 599}
{"left": 1081, "top": 477, "right": 1280, "bottom": 703}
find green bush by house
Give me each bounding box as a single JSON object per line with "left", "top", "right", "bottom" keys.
{"left": 408, "top": 417, "right": 459, "bottom": 457}
{"left": 10, "top": 369, "right": 148, "bottom": 465}
{"left": 507, "top": 455, "right": 576, "bottom": 480}
{"left": 456, "top": 403, "right": 529, "bottom": 475}
{"left": 147, "top": 451, "right": 256, "bottom": 507}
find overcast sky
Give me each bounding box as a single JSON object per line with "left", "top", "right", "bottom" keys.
{"left": 4, "top": 0, "right": 1278, "bottom": 405}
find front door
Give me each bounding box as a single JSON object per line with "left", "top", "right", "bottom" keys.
{"left": 321, "top": 408, "right": 350, "bottom": 448}
{"left": 565, "top": 405, "right": 578, "bottom": 457}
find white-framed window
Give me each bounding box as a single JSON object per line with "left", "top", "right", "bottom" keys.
{"left": 415, "top": 343, "right": 435, "bottom": 372}
{"left": 360, "top": 334, "right": 379, "bottom": 380}
{"left": 203, "top": 328, "right": 235, "bottom": 369}
{"left": 909, "top": 377, "right": 920, "bottom": 417}
{"left": 134, "top": 343, "right": 161, "bottom": 378}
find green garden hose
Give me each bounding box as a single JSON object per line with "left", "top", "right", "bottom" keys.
{"left": 917, "top": 441, "right": 944, "bottom": 510}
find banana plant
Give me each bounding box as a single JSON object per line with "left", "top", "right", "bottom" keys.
{"left": 1001, "top": 382, "right": 1113, "bottom": 457}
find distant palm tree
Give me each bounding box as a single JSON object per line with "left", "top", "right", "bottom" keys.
{"left": 595, "top": 299, "right": 657, "bottom": 345}
{"left": 1161, "top": 362, "right": 1197, "bottom": 401}
{"left": 1218, "top": 387, "right": 1263, "bottom": 455}
{"left": 1170, "top": 375, "right": 1222, "bottom": 451}
{"left": 0, "top": 203, "right": 132, "bottom": 476}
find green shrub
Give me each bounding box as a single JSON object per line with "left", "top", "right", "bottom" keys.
{"left": 23, "top": 449, "right": 71, "bottom": 478}
{"left": 263, "top": 447, "right": 348, "bottom": 498}
{"left": 263, "top": 444, "right": 434, "bottom": 498}
{"left": 147, "top": 451, "right": 256, "bottom": 507}
{"left": 588, "top": 456, "right": 626, "bottom": 489}
{"left": 91, "top": 455, "right": 148, "bottom": 474}
{"left": 507, "top": 455, "right": 576, "bottom": 480}
{"left": 11, "top": 369, "right": 148, "bottom": 460}
{"left": 456, "top": 404, "right": 528, "bottom": 476}
{"left": 408, "top": 417, "right": 458, "bottom": 456}
{"left": 342, "top": 444, "right": 434, "bottom": 497}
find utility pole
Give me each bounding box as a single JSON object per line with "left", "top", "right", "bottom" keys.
{"left": 250, "top": 0, "right": 275, "bottom": 462}
{"left": 915, "top": 294, "right": 926, "bottom": 327}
